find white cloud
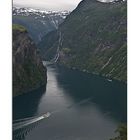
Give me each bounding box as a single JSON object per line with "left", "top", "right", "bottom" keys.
{"left": 99, "top": 0, "right": 114, "bottom": 2}
{"left": 13, "top": 0, "right": 82, "bottom": 11}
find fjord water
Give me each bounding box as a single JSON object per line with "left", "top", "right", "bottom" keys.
{"left": 13, "top": 65, "right": 127, "bottom": 140}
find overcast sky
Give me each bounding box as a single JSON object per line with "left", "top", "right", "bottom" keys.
{"left": 13, "top": 0, "right": 83, "bottom": 11}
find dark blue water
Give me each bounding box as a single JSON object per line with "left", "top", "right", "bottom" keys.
{"left": 13, "top": 65, "right": 127, "bottom": 140}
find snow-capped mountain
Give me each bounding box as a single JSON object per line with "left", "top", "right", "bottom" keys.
{"left": 13, "top": 7, "right": 69, "bottom": 19}
{"left": 13, "top": 7, "right": 70, "bottom": 43}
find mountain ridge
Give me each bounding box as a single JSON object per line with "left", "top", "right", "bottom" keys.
{"left": 39, "top": 0, "right": 127, "bottom": 82}
{"left": 13, "top": 7, "right": 70, "bottom": 43}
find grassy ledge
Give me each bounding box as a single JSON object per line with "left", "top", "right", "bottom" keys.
{"left": 12, "top": 24, "right": 27, "bottom": 32}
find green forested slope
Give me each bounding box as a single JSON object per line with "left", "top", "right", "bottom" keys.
{"left": 39, "top": 0, "right": 127, "bottom": 82}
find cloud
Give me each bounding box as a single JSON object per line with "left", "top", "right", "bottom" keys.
{"left": 13, "top": 0, "right": 82, "bottom": 11}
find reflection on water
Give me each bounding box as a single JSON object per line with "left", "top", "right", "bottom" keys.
{"left": 55, "top": 65, "right": 127, "bottom": 122}
{"left": 13, "top": 85, "right": 46, "bottom": 120}
{"left": 13, "top": 65, "right": 127, "bottom": 140}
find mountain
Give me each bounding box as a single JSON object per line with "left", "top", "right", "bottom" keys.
{"left": 13, "top": 7, "right": 70, "bottom": 43}
{"left": 13, "top": 24, "right": 47, "bottom": 96}
{"left": 39, "top": 0, "right": 127, "bottom": 82}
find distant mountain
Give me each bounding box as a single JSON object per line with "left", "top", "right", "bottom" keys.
{"left": 13, "top": 7, "right": 70, "bottom": 43}
{"left": 39, "top": 0, "right": 127, "bottom": 82}
{"left": 13, "top": 24, "right": 47, "bottom": 96}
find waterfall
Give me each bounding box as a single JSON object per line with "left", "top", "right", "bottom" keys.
{"left": 51, "top": 31, "right": 62, "bottom": 63}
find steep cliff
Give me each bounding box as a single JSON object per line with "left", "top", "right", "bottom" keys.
{"left": 13, "top": 24, "right": 47, "bottom": 96}
{"left": 39, "top": 0, "right": 127, "bottom": 82}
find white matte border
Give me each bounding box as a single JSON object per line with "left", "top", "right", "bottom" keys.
{"left": 128, "top": 0, "right": 140, "bottom": 140}
{"left": 0, "top": 0, "right": 139, "bottom": 140}
{"left": 0, "top": 0, "right": 12, "bottom": 139}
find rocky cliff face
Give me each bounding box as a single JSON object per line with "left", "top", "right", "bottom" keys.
{"left": 39, "top": 0, "right": 127, "bottom": 82}
{"left": 13, "top": 24, "right": 47, "bottom": 96}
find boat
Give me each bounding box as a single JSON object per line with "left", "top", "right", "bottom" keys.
{"left": 43, "top": 112, "right": 51, "bottom": 118}
{"left": 107, "top": 79, "right": 112, "bottom": 82}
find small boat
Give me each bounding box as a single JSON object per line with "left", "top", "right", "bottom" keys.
{"left": 107, "top": 79, "right": 112, "bottom": 82}
{"left": 43, "top": 112, "right": 51, "bottom": 118}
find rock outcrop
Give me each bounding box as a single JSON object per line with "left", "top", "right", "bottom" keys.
{"left": 13, "top": 24, "right": 47, "bottom": 96}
